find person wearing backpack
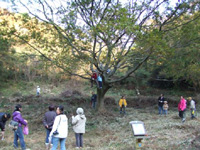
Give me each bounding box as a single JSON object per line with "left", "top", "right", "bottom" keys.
{"left": 119, "top": 96, "right": 127, "bottom": 114}
{"left": 43, "top": 105, "right": 56, "bottom": 150}
{"left": 12, "top": 104, "right": 28, "bottom": 150}
{"left": 72, "top": 108, "right": 86, "bottom": 149}
{"left": 49, "top": 105, "right": 68, "bottom": 150}
{"left": 0, "top": 112, "right": 11, "bottom": 140}
{"left": 188, "top": 97, "right": 196, "bottom": 119}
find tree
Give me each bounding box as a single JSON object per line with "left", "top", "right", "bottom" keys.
{"left": 156, "top": 11, "right": 200, "bottom": 90}
{"left": 10, "top": 0, "right": 200, "bottom": 110}
{"left": 0, "top": 8, "right": 18, "bottom": 83}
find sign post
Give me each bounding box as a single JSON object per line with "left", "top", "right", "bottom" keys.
{"left": 129, "top": 121, "right": 148, "bottom": 150}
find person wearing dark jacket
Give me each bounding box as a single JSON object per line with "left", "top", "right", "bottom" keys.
{"left": 0, "top": 112, "right": 11, "bottom": 140}
{"left": 91, "top": 92, "right": 97, "bottom": 109}
{"left": 158, "top": 94, "right": 165, "bottom": 115}
{"left": 43, "top": 105, "right": 56, "bottom": 150}
{"left": 12, "top": 104, "right": 28, "bottom": 150}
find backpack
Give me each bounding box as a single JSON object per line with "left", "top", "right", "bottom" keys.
{"left": 9, "top": 120, "right": 19, "bottom": 130}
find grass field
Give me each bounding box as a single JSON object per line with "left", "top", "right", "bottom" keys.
{"left": 0, "top": 81, "right": 199, "bottom": 150}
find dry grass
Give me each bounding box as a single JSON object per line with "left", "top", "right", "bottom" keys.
{"left": 0, "top": 83, "right": 200, "bottom": 150}
{"left": 1, "top": 105, "right": 200, "bottom": 150}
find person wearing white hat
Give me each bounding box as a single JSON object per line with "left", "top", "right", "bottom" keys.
{"left": 72, "top": 108, "right": 86, "bottom": 149}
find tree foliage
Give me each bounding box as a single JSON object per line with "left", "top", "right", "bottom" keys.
{"left": 158, "top": 11, "right": 200, "bottom": 90}
{"left": 2, "top": 0, "right": 200, "bottom": 109}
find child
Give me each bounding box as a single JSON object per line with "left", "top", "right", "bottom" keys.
{"left": 91, "top": 71, "right": 98, "bottom": 88}
{"left": 97, "top": 74, "right": 102, "bottom": 89}
{"left": 119, "top": 96, "right": 127, "bottom": 114}
{"left": 163, "top": 101, "right": 169, "bottom": 116}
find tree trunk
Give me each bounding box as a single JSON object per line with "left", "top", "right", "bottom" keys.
{"left": 96, "top": 83, "right": 111, "bottom": 111}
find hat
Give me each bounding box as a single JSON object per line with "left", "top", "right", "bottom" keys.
{"left": 76, "top": 108, "right": 84, "bottom": 115}
{"left": 164, "top": 101, "right": 167, "bottom": 103}
{"left": 187, "top": 97, "right": 192, "bottom": 100}
{"left": 37, "top": 86, "right": 39, "bottom": 88}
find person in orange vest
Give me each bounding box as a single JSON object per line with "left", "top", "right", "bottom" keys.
{"left": 119, "top": 96, "right": 127, "bottom": 114}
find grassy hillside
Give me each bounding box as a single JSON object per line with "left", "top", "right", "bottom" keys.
{"left": 0, "top": 80, "right": 200, "bottom": 150}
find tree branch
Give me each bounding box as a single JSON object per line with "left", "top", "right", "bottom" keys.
{"left": 108, "top": 47, "right": 153, "bottom": 83}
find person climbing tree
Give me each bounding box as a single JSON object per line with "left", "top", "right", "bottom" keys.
{"left": 91, "top": 71, "right": 98, "bottom": 88}
{"left": 97, "top": 73, "right": 103, "bottom": 89}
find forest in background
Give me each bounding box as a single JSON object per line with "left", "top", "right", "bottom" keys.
{"left": 0, "top": 1, "right": 200, "bottom": 149}
{"left": 1, "top": 5, "right": 200, "bottom": 92}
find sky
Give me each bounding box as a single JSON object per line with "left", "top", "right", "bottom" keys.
{"left": 0, "top": 0, "right": 180, "bottom": 25}
{"left": 0, "top": 0, "right": 179, "bottom": 13}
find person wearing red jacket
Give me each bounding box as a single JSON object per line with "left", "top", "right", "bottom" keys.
{"left": 91, "top": 71, "right": 98, "bottom": 87}
{"left": 178, "top": 96, "right": 187, "bottom": 123}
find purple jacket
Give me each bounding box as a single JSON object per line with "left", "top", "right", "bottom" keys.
{"left": 12, "top": 111, "right": 27, "bottom": 127}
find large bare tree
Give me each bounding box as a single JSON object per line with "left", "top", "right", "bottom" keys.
{"left": 10, "top": 0, "right": 200, "bottom": 110}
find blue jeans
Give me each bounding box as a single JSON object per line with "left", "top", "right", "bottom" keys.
{"left": 52, "top": 137, "right": 66, "bottom": 150}
{"left": 120, "top": 106, "right": 126, "bottom": 114}
{"left": 14, "top": 126, "right": 26, "bottom": 150}
{"left": 191, "top": 108, "right": 196, "bottom": 119}
{"left": 163, "top": 110, "right": 168, "bottom": 115}
{"left": 92, "top": 102, "right": 96, "bottom": 109}
{"left": 45, "top": 129, "right": 53, "bottom": 144}
{"left": 158, "top": 105, "right": 163, "bottom": 115}
{"left": 75, "top": 133, "right": 83, "bottom": 148}
{"left": 98, "top": 81, "right": 102, "bottom": 88}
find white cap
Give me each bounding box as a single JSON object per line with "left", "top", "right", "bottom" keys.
{"left": 76, "top": 108, "right": 84, "bottom": 115}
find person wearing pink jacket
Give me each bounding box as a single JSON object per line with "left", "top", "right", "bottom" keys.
{"left": 178, "top": 96, "right": 187, "bottom": 123}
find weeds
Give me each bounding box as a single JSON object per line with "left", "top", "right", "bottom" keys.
{"left": 0, "top": 82, "right": 199, "bottom": 150}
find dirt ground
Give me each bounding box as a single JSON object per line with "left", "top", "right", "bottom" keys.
{"left": 0, "top": 94, "right": 199, "bottom": 150}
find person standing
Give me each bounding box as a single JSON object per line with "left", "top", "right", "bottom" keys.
{"left": 91, "top": 92, "right": 97, "bottom": 109}
{"left": 178, "top": 96, "right": 187, "bottom": 123}
{"left": 188, "top": 97, "right": 196, "bottom": 119}
{"left": 49, "top": 106, "right": 68, "bottom": 150}
{"left": 72, "top": 108, "right": 86, "bottom": 149}
{"left": 158, "top": 94, "right": 165, "bottom": 115}
{"left": 36, "top": 86, "right": 40, "bottom": 96}
{"left": 97, "top": 73, "right": 103, "bottom": 89}
{"left": 0, "top": 113, "right": 11, "bottom": 140}
{"left": 43, "top": 105, "right": 57, "bottom": 150}
{"left": 12, "top": 104, "right": 28, "bottom": 150}
{"left": 163, "top": 101, "right": 169, "bottom": 116}
{"left": 119, "top": 96, "right": 127, "bottom": 114}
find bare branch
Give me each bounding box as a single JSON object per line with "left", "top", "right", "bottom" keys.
{"left": 13, "top": 32, "right": 90, "bottom": 80}
{"left": 108, "top": 47, "right": 153, "bottom": 83}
